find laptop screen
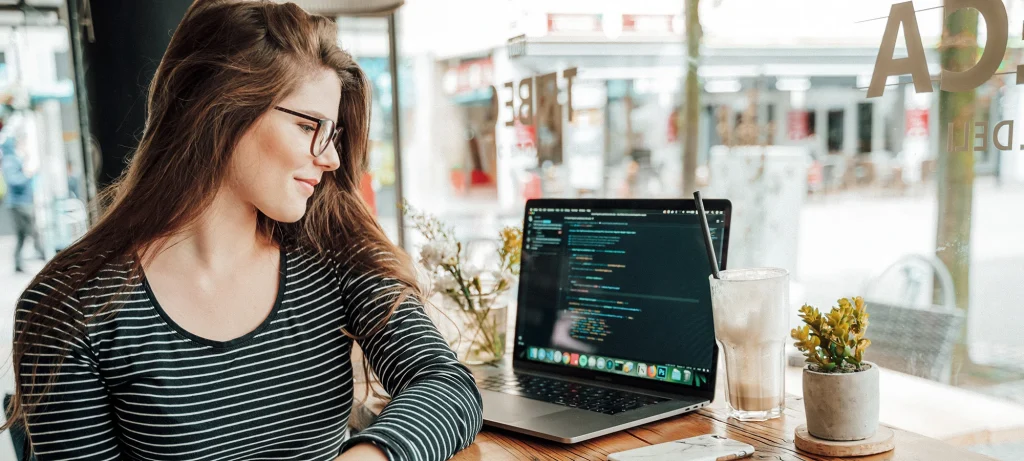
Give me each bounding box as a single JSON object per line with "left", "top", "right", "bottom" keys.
{"left": 513, "top": 202, "right": 727, "bottom": 393}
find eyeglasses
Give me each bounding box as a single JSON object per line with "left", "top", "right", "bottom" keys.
{"left": 274, "top": 106, "right": 343, "bottom": 157}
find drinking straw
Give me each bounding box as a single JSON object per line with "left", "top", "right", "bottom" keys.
{"left": 693, "top": 191, "right": 721, "bottom": 280}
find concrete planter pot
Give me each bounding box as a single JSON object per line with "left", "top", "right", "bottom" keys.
{"left": 802, "top": 362, "right": 880, "bottom": 441}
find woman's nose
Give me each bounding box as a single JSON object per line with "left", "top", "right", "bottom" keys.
{"left": 315, "top": 143, "right": 341, "bottom": 171}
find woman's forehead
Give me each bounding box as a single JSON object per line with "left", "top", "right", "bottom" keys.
{"left": 281, "top": 70, "right": 342, "bottom": 120}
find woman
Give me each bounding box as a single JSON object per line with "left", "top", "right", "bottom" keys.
{"left": 7, "top": 1, "right": 482, "bottom": 460}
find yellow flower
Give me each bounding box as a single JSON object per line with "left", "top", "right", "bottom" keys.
{"left": 498, "top": 226, "right": 523, "bottom": 274}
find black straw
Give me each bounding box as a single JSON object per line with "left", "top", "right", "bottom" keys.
{"left": 693, "top": 191, "right": 721, "bottom": 280}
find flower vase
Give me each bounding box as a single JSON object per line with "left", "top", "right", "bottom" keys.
{"left": 443, "top": 294, "right": 508, "bottom": 366}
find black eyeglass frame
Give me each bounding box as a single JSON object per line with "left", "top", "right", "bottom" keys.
{"left": 274, "top": 106, "right": 343, "bottom": 157}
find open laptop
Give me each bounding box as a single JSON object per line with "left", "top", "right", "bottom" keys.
{"left": 474, "top": 198, "right": 732, "bottom": 443}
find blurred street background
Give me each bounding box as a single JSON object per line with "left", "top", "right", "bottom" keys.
{"left": 2, "top": 0, "right": 1024, "bottom": 459}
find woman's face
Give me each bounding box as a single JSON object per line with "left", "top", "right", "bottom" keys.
{"left": 228, "top": 68, "right": 343, "bottom": 223}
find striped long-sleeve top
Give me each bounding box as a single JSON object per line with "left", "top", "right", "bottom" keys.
{"left": 14, "top": 243, "right": 484, "bottom": 461}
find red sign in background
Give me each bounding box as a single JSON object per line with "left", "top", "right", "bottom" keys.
{"left": 904, "top": 108, "right": 929, "bottom": 137}
{"left": 514, "top": 121, "right": 536, "bottom": 148}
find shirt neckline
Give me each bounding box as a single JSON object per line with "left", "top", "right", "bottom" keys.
{"left": 142, "top": 244, "right": 288, "bottom": 349}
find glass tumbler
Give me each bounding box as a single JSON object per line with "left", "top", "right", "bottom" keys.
{"left": 710, "top": 268, "right": 789, "bottom": 421}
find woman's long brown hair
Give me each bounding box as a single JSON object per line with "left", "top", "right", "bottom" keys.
{"left": 5, "top": 0, "right": 416, "bottom": 432}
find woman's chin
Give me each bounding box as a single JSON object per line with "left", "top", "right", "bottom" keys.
{"left": 263, "top": 203, "right": 307, "bottom": 224}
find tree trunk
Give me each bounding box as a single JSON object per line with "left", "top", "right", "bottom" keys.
{"left": 937, "top": 5, "right": 977, "bottom": 378}
{"left": 682, "top": 0, "right": 701, "bottom": 196}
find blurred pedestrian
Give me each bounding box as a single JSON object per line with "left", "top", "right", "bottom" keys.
{"left": 1, "top": 136, "right": 46, "bottom": 272}
{"left": 66, "top": 161, "right": 81, "bottom": 199}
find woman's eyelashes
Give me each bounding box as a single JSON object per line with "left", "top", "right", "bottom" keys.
{"left": 300, "top": 124, "right": 316, "bottom": 134}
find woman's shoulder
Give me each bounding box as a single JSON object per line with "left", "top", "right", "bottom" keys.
{"left": 288, "top": 239, "right": 390, "bottom": 270}
{"left": 286, "top": 240, "right": 338, "bottom": 270}
{"left": 287, "top": 238, "right": 413, "bottom": 295}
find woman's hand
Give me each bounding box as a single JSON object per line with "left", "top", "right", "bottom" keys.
{"left": 334, "top": 442, "right": 389, "bottom": 461}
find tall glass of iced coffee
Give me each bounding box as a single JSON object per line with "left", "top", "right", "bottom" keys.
{"left": 710, "top": 268, "right": 789, "bottom": 421}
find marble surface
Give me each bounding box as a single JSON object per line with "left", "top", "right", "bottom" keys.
{"left": 607, "top": 434, "right": 754, "bottom": 461}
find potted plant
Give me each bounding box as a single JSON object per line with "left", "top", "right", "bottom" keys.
{"left": 791, "top": 297, "right": 878, "bottom": 441}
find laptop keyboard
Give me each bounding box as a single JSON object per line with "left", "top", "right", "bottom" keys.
{"left": 477, "top": 373, "right": 670, "bottom": 415}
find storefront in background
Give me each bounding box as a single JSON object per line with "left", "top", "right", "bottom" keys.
{"left": 377, "top": 0, "right": 1024, "bottom": 392}
{"left": 0, "top": 18, "right": 88, "bottom": 254}
{"left": 440, "top": 56, "right": 500, "bottom": 196}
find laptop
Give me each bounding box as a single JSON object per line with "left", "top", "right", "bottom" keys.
{"left": 474, "top": 198, "right": 732, "bottom": 443}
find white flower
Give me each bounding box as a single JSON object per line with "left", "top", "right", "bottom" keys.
{"left": 438, "top": 242, "right": 459, "bottom": 267}
{"left": 419, "top": 241, "right": 458, "bottom": 270}
{"left": 418, "top": 242, "right": 443, "bottom": 271}
{"left": 434, "top": 271, "right": 459, "bottom": 292}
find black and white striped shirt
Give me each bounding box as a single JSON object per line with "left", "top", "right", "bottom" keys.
{"left": 15, "top": 243, "right": 483, "bottom": 461}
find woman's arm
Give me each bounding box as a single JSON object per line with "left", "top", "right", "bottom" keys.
{"left": 15, "top": 284, "right": 123, "bottom": 460}
{"left": 335, "top": 251, "right": 484, "bottom": 461}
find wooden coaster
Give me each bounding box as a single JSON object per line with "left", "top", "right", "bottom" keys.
{"left": 794, "top": 424, "right": 895, "bottom": 457}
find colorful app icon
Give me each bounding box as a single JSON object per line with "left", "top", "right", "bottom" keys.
{"left": 614, "top": 361, "right": 624, "bottom": 372}
{"left": 647, "top": 364, "right": 658, "bottom": 378}
{"left": 590, "top": 358, "right": 597, "bottom": 368}
{"left": 622, "top": 362, "right": 634, "bottom": 374}
{"left": 562, "top": 353, "right": 571, "bottom": 365}
{"left": 528, "top": 348, "right": 537, "bottom": 359}
{"left": 683, "top": 369, "right": 693, "bottom": 385}
{"left": 546, "top": 349, "right": 554, "bottom": 361}
{"left": 570, "top": 353, "right": 580, "bottom": 366}
{"left": 638, "top": 364, "right": 648, "bottom": 376}
{"left": 671, "top": 368, "right": 682, "bottom": 381}
{"left": 657, "top": 366, "right": 668, "bottom": 378}
{"left": 597, "top": 358, "right": 606, "bottom": 369}
{"left": 579, "top": 355, "right": 589, "bottom": 367}
{"left": 554, "top": 351, "right": 562, "bottom": 363}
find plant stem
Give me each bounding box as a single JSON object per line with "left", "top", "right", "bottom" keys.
{"left": 461, "top": 305, "right": 501, "bottom": 359}
{"left": 478, "top": 303, "right": 504, "bottom": 355}
{"left": 447, "top": 266, "right": 476, "bottom": 311}
{"left": 475, "top": 306, "right": 497, "bottom": 354}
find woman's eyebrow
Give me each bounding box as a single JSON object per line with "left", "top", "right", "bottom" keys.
{"left": 300, "top": 108, "right": 333, "bottom": 121}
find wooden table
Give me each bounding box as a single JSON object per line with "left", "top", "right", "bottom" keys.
{"left": 446, "top": 372, "right": 997, "bottom": 461}
{"left": 352, "top": 346, "right": 997, "bottom": 461}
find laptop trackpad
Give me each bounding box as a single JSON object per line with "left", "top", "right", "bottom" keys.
{"left": 482, "top": 390, "right": 565, "bottom": 424}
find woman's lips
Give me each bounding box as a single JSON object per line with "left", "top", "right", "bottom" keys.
{"left": 295, "top": 178, "right": 316, "bottom": 195}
